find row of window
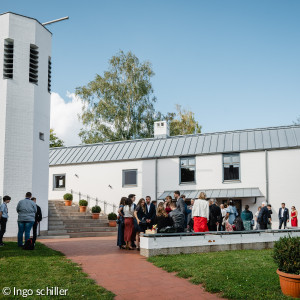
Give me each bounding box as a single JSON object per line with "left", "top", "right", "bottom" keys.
{"left": 53, "top": 153, "right": 240, "bottom": 190}
{"left": 3, "top": 38, "right": 52, "bottom": 92}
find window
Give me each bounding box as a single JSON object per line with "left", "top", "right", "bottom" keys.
{"left": 39, "top": 132, "right": 44, "bottom": 141}
{"left": 48, "top": 56, "right": 51, "bottom": 92}
{"left": 53, "top": 174, "right": 66, "bottom": 189}
{"left": 29, "top": 44, "right": 39, "bottom": 84}
{"left": 223, "top": 153, "right": 240, "bottom": 181}
{"left": 180, "top": 157, "right": 196, "bottom": 183}
{"left": 123, "top": 169, "right": 137, "bottom": 187}
{"left": 3, "top": 39, "right": 14, "bottom": 79}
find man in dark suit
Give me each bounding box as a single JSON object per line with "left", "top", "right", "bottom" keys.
{"left": 145, "top": 196, "right": 156, "bottom": 229}
{"left": 258, "top": 202, "right": 269, "bottom": 230}
{"left": 31, "top": 197, "right": 42, "bottom": 244}
{"left": 208, "top": 199, "right": 222, "bottom": 231}
{"left": 278, "top": 203, "right": 289, "bottom": 229}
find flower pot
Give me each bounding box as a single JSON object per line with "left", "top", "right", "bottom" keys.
{"left": 79, "top": 206, "right": 87, "bottom": 213}
{"left": 277, "top": 269, "right": 300, "bottom": 298}
{"left": 109, "top": 220, "right": 117, "bottom": 227}
{"left": 64, "top": 200, "right": 72, "bottom": 206}
{"left": 92, "top": 213, "right": 100, "bottom": 219}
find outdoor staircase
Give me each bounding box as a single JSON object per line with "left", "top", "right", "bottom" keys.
{"left": 41, "top": 200, "right": 117, "bottom": 238}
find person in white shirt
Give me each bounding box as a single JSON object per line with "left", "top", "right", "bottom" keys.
{"left": 192, "top": 192, "right": 209, "bottom": 232}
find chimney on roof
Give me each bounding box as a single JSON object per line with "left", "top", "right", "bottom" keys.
{"left": 154, "top": 121, "right": 169, "bottom": 139}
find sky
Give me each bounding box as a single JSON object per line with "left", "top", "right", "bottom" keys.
{"left": 2, "top": 0, "right": 300, "bottom": 146}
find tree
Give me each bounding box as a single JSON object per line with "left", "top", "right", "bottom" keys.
{"left": 168, "top": 105, "right": 202, "bottom": 136}
{"left": 76, "top": 51, "right": 158, "bottom": 144}
{"left": 50, "top": 129, "right": 64, "bottom": 148}
{"left": 294, "top": 116, "right": 300, "bottom": 125}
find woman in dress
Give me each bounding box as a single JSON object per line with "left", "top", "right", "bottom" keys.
{"left": 241, "top": 205, "right": 253, "bottom": 231}
{"left": 134, "top": 198, "right": 147, "bottom": 250}
{"left": 164, "top": 196, "right": 172, "bottom": 214}
{"left": 123, "top": 197, "right": 135, "bottom": 250}
{"left": 154, "top": 202, "right": 173, "bottom": 232}
{"left": 192, "top": 192, "right": 209, "bottom": 232}
{"left": 291, "top": 206, "right": 298, "bottom": 227}
{"left": 254, "top": 206, "right": 261, "bottom": 230}
{"left": 226, "top": 199, "right": 238, "bottom": 225}
{"left": 117, "top": 197, "right": 126, "bottom": 249}
{"left": 223, "top": 215, "right": 233, "bottom": 232}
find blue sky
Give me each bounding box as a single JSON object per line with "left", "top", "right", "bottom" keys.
{"left": 2, "top": 0, "right": 300, "bottom": 144}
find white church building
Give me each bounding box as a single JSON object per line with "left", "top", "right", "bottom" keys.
{"left": 49, "top": 122, "right": 300, "bottom": 229}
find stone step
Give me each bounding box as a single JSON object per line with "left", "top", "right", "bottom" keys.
{"left": 38, "top": 235, "right": 70, "bottom": 239}
{"left": 47, "top": 220, "right": 64, "bottom": 226}
{"left": 59, "top": 216, "right": 106, "bottom": 220}
{"left": 47, "top": 229, "right": 68, "bottom": 235}
{"left": 69, "top": 232, "right": 117, "bottom": 238}
{"left": 65, "top": 227, "right": 117, "bottom": 233}
{"left": 62, "top": 222, "right": 108, "bottom": 228}
{"left": 48, "top": 225, "right": 66, "bottom": 230}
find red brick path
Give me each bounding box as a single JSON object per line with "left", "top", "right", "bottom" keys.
{"left": 41, "top": 237, "right": 222, "bottom": 300}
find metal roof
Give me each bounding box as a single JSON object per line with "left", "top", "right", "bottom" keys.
{"left": 49, "top": 125, "right": 300, "bottom": 166}
{"left": 158, "top": 188, "right": 263, "bottom": 200}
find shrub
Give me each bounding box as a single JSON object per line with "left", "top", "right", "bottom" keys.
{"left": 273, "top": 236, "right": 300, "bottom": 275}
{"left": 79, "top": 199, "right": 88, "bottom": 206}
{"left": 63, "top": 193, "right": 73, "bottom": 201}
{"left": 92, "top": 205, "right": 101, "bottom": 213}
{"left": 108, "top": 212, "right": 117, "bottom": 220}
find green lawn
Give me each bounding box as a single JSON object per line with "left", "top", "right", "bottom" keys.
{"left": 0, "top": 242, "right": 114, "bottom": 300}
{"left": 148, "top": 249, "right": 293, "bottom": 300}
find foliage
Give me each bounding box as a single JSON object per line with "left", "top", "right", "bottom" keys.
{"left": 168, "top": 104, "right": 202, "bottom": 136}
{"left": 79, "top": 199, "right": 88, "bottom": 206}
{"left": 76, "top": 50, "right": 158, "bottom": 144}
{"left": 273, "top": 236, "right": 300, "bottom": 275}
{"left": 50, "top": 128, "right": 64, "bottom": 148}
{"left": 108, "top": 212, "right": 117, "bottom": 220}
{"left": 0, "top": 242, "right": 114, "bottom": 299}
{"left": 294, "top": 116, "right": 300, "bottom": 125}
{"left": 63, "top": 193, "right": 73, "bottom": 201}
{"left": 92, "top": 205, "right": 101, "bottom": 213}
{"left": 149, "top": 249, "right": 292, "bottom": 299}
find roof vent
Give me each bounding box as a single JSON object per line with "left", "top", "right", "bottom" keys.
{"left": 154, "top": 121, "right": 169, "bottom": 139}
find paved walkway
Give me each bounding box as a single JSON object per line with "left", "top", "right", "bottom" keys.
{"left": 40, "top": 237, "right": 222, "bottom": 300}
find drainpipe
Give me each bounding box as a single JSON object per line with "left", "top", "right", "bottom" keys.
{"left": 265, "top": 150, "right": 269, "bottom": 204}
{"left": 155, "top": 158, "right": 158, "bottom": 201}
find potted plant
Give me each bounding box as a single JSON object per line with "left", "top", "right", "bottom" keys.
{"left": 79, "top": 199, "right": 88, "bottom": 212}
{"left": 91, "top": 205, "right": 101, "bottom": 219}
{"left": 108, "top": 212, "right": 117, "bottom": 227}
{"left": 63, "top": 193, "right": 73, "bottom": 206}
{"left": 273, "top": 236, "right": 300, "bottom": 298}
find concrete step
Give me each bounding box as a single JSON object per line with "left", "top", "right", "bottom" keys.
{"left": 47, "top": 229, "right": 68, "bottom": 235}
{"left": 48, "top": 225, "right": 66, "bottom": 230}
{"left": 38, "top": 235, "right": 70, "bottom": 239}
{"left": 69, "top": 232, "right": 117, "bottom": 238}
{"left": 48, "top": 220, "right": 64, "bottom": 226}
{"left": 59, "top": 216, "right": 105, "bottom": 220}
{"left": 63, "top": 222, "right": 109, "bottom": 228}
{"left": 65, "top": 227, "right": 117, "bottom": 233}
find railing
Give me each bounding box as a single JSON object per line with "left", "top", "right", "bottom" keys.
{"left": 70, "top": 190, "right": 117, "bottom": 214}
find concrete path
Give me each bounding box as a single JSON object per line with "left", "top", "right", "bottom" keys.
{"left": 40, "top": 236, "right": 222, "bottom": 300}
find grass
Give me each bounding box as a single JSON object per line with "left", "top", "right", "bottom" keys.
{"left": 0, "top": 242, "right": 114, "bottom": 300}
{"left": 148, "top": 249, "right": 293, "bottom": 300}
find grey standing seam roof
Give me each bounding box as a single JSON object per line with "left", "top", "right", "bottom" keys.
{"left": 158, "top": 188, "right": 263, "bottom": 200}
{"left": 49, "top": 125, "right": 300, "bottom": 166}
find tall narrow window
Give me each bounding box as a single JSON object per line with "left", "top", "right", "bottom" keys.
{"left": 29, "top": 44, "right": 39, "bottom": 84}
{"left": 3, "top": 39, "right": 14, "bottom": 79}
{"left": 223, "top": 153, "right": 240, "bottom": 181}
{"left": 48, "top": 56, "right": 52, "bottom": 92}
{"left": 180, "top": 157, "right": 196, "bottom": 183}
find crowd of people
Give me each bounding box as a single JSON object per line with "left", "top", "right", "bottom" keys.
{"left": 117, "top": 191, "right": 299, "bottom": 249}
{"left": 0, "top": 192, "right": 42, "bottom": 247}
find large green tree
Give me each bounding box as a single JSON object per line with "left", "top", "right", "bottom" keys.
{"left": 76, "top": 51, "right": 158, "bottom": 144}
{"left": 50, "top": 129, "right": 64, "bottom": 148}
{"left": 168, "top": 105, "right": 202, "bottom": 136}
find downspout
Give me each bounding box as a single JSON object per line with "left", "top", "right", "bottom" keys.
{"left": 155, "top": 158, "right": 158, "bottom": 201}
{"left": 265, "top": 150, "right": 269, "bottom": 204}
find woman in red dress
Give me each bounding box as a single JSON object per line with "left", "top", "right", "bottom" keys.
{"left": 164, "top": 196, "right": 172, "bottom": 214}
{"left": 291, "top": 206, "right": 298, "bottom": 227}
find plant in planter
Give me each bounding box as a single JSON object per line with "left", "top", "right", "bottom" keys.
{"left": 79, "top": 199, "right": 88, "bottom": 213}
{"left": 91, "top": 205, "right": 101, "bottom": 219}
{"left": 273, "top": 235, "right": 300, "bottom": 298}
{"left": 63, "top": 193, "right": 73, "bottom": 206}
{"left": 108, "top": 212, "right": 118, "bottom": 227}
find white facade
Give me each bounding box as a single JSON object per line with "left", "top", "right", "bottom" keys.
{"left": 0, "top": 13, "right": 51, "bottom": 236}
{"left": 49, "top": 147, "right": 300, "bottom": 229}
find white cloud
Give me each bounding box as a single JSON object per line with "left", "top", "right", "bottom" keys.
{"left": 50, "top": 92, "right": 83, "bottom": 146}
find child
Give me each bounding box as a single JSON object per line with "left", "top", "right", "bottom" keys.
{"left": 0, "top": 195, "right": 11, "bottom": 246}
